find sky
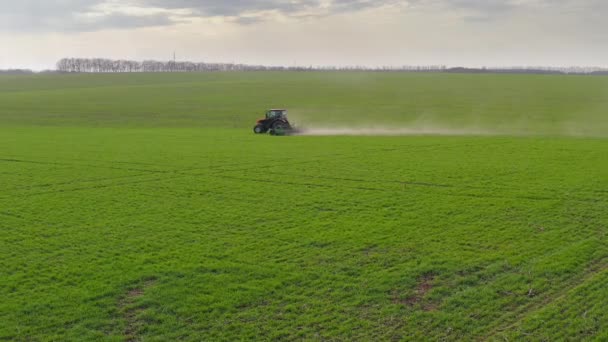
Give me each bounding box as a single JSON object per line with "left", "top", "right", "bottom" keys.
{"left": 0, "top": 0, "right": 607, "bottom": 70}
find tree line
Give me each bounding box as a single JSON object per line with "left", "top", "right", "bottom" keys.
{"left": 56, "top": 58, "right": 317, "bottom": 73}
{"left": 0, "top": 69, "right": 35, "bottom": 75}
{"left": 47, "top": 58, "right": 608, "bottom": 75}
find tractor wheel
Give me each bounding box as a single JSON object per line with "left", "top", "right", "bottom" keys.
{"left": 253, "top": 125, "right": 265, "bottom": 134}
{"left": 271, "top": 122, "right": 287, "bottom": 136}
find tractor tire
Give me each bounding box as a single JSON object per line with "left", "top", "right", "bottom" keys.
{"left": 253, "top": 125, "right": 265, "bottom": 134}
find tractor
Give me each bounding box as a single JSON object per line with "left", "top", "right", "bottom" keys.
{"left": 253, "top": 109, "right": 294, "bottom": 135}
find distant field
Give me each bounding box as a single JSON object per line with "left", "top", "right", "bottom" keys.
{"left": 1, "top": 72, "right": 607, "bottom": 341}
{"left": 1, "top": 72, "right": 608, "bottom": 135}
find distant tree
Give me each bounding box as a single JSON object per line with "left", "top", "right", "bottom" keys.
{"left": 54, "top": 58, "right": 608, "bottom": 75}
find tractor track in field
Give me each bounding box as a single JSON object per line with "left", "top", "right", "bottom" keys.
{"left": 258, "top": 170, "right": 459, "bottom": 188}
{"left": 0, "top": 157, "right": 172, "bottom": 174}
{"left": 1, "top": 138, "right": 498, "bottom": 171}
{"left": 210, "top": 173, "right": 604, "bottom": 204}
{"left": 480, "top": 257, "right": 608, "bottom": 341}
{"left": 183, "top": 141, "right": 513, "bottom": 178}
{"left": 1, "top": 173, "right": 181, "bottom": 198}
{"left": 4, "top": 159, "right": 602, "bottom": 205}
{"left": 0, "top": 210, "right": 29, "bottom": 221}
{"left": 0, "top": 156, "right": 327, "bottom": 199}
{"left": 0, "top": 139, "right": 500, "bottom": 173}
{"left": 0, "top": 175, "right": 185, "bottom": 200}
{"left": 0, "top": 210, "right": 76, "bottom": 230}
{"left": 4, "top": 141, "right": 590, "bottom": 204}
{"left": 1, "top": 153, "right": 178, "bottom": 168}
{"left": 236, "top": 170, "right": 606, "bottom": 203}
{"left": 6, "top": 154, "right": 601, "bottom": 205}
{"left": 0, "top": 145, "right": 406, "bottom": 199}
{"left": 7, "top": 172, "right": 155, "bottom": 191}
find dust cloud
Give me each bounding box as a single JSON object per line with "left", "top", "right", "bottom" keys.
{"left": 293, "top": 126, "right": 497, "bottom": 136}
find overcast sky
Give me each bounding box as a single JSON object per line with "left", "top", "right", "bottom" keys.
{"left": 0, "top": 0, "right": 607, "bottom": 70}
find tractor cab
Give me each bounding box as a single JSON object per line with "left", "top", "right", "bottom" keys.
{"left": 266, "top": 109, "right": 288, "bottom": 120}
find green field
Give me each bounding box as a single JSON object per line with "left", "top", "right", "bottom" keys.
{"left": 1, "top": 72, "right": 607, "bottom": 341}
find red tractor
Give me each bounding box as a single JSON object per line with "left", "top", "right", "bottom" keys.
{"left": 253, "top": 109, "right": 294, "bottom": 135}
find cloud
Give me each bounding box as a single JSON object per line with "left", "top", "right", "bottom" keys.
{"left": 76, "top": 13, "right": 179, "bottom": 31}
{"left": 0, "top": 0, "right": 179, "bottom": 32}
{"left": 0, "top": 0, "right": 402, "bottom": 32}
{"left": 406, "top": 0, "right": 520, "bottom": 21}
{"left": 414, "top": 0, "right": 608, "bottom": 19}
{"left": 136, "top": 0, "right": 399, "bottom": 16}
{"left": 1, "top": 0, "right": 607, "bottom": 32}
{"left": 138, "top": 0, "right": 320, "bottom": 16}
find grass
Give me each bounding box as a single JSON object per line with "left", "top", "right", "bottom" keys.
{"left": 1, "top": 72, "right": 607, "bottom": 341}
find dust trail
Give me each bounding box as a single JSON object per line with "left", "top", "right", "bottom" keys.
{"left": 293, "top": 127, "right": 498, "bottom": 136}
